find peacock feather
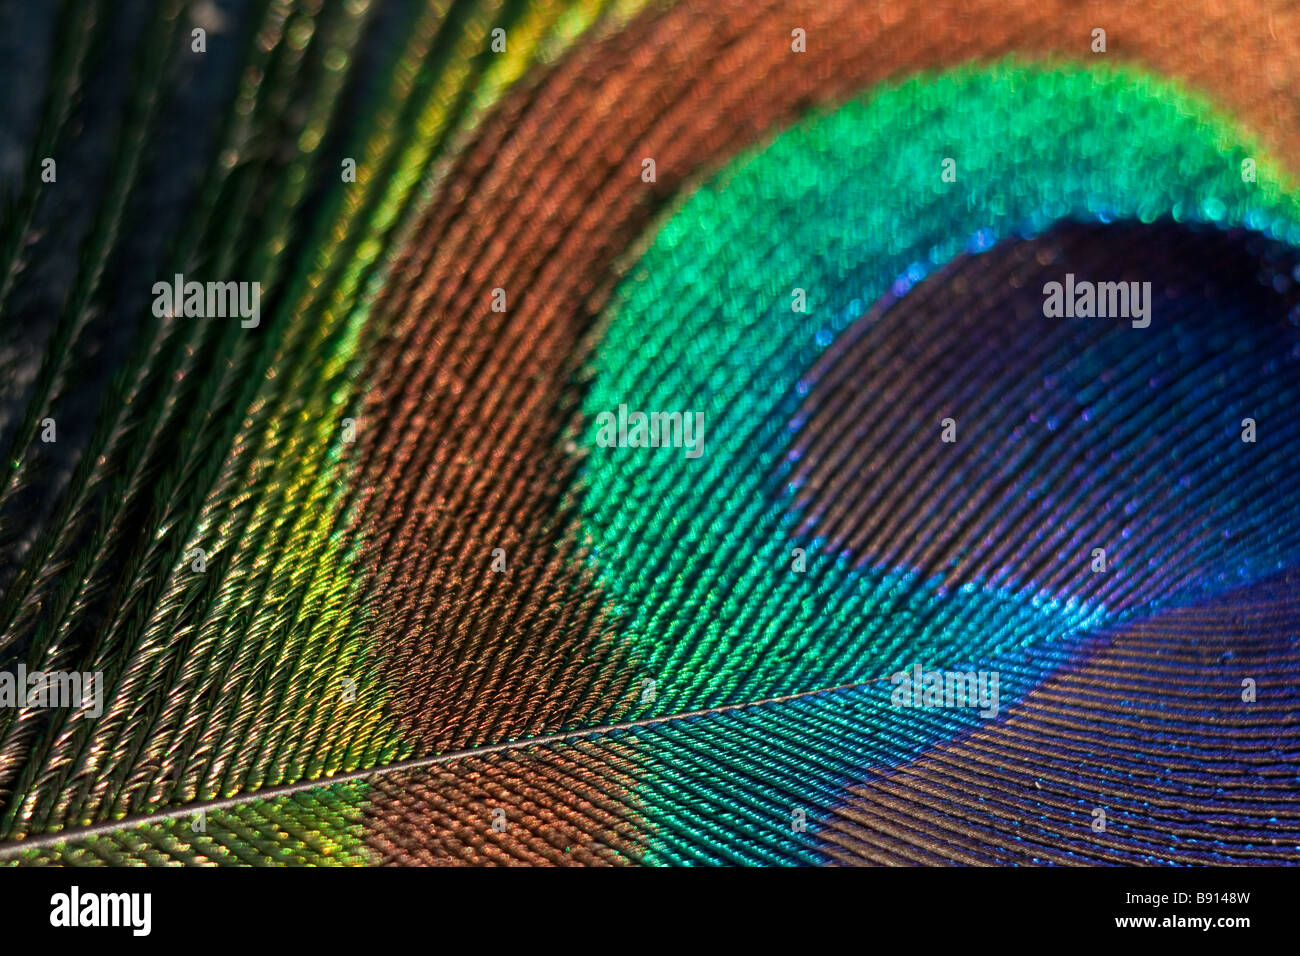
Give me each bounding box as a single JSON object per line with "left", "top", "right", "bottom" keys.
{"left": 1, "top": 0, "right": 1298, "bottom": 866}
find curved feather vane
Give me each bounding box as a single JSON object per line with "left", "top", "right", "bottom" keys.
{"left": 1, "top": 0, "right": 1298, "bottom": 866}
